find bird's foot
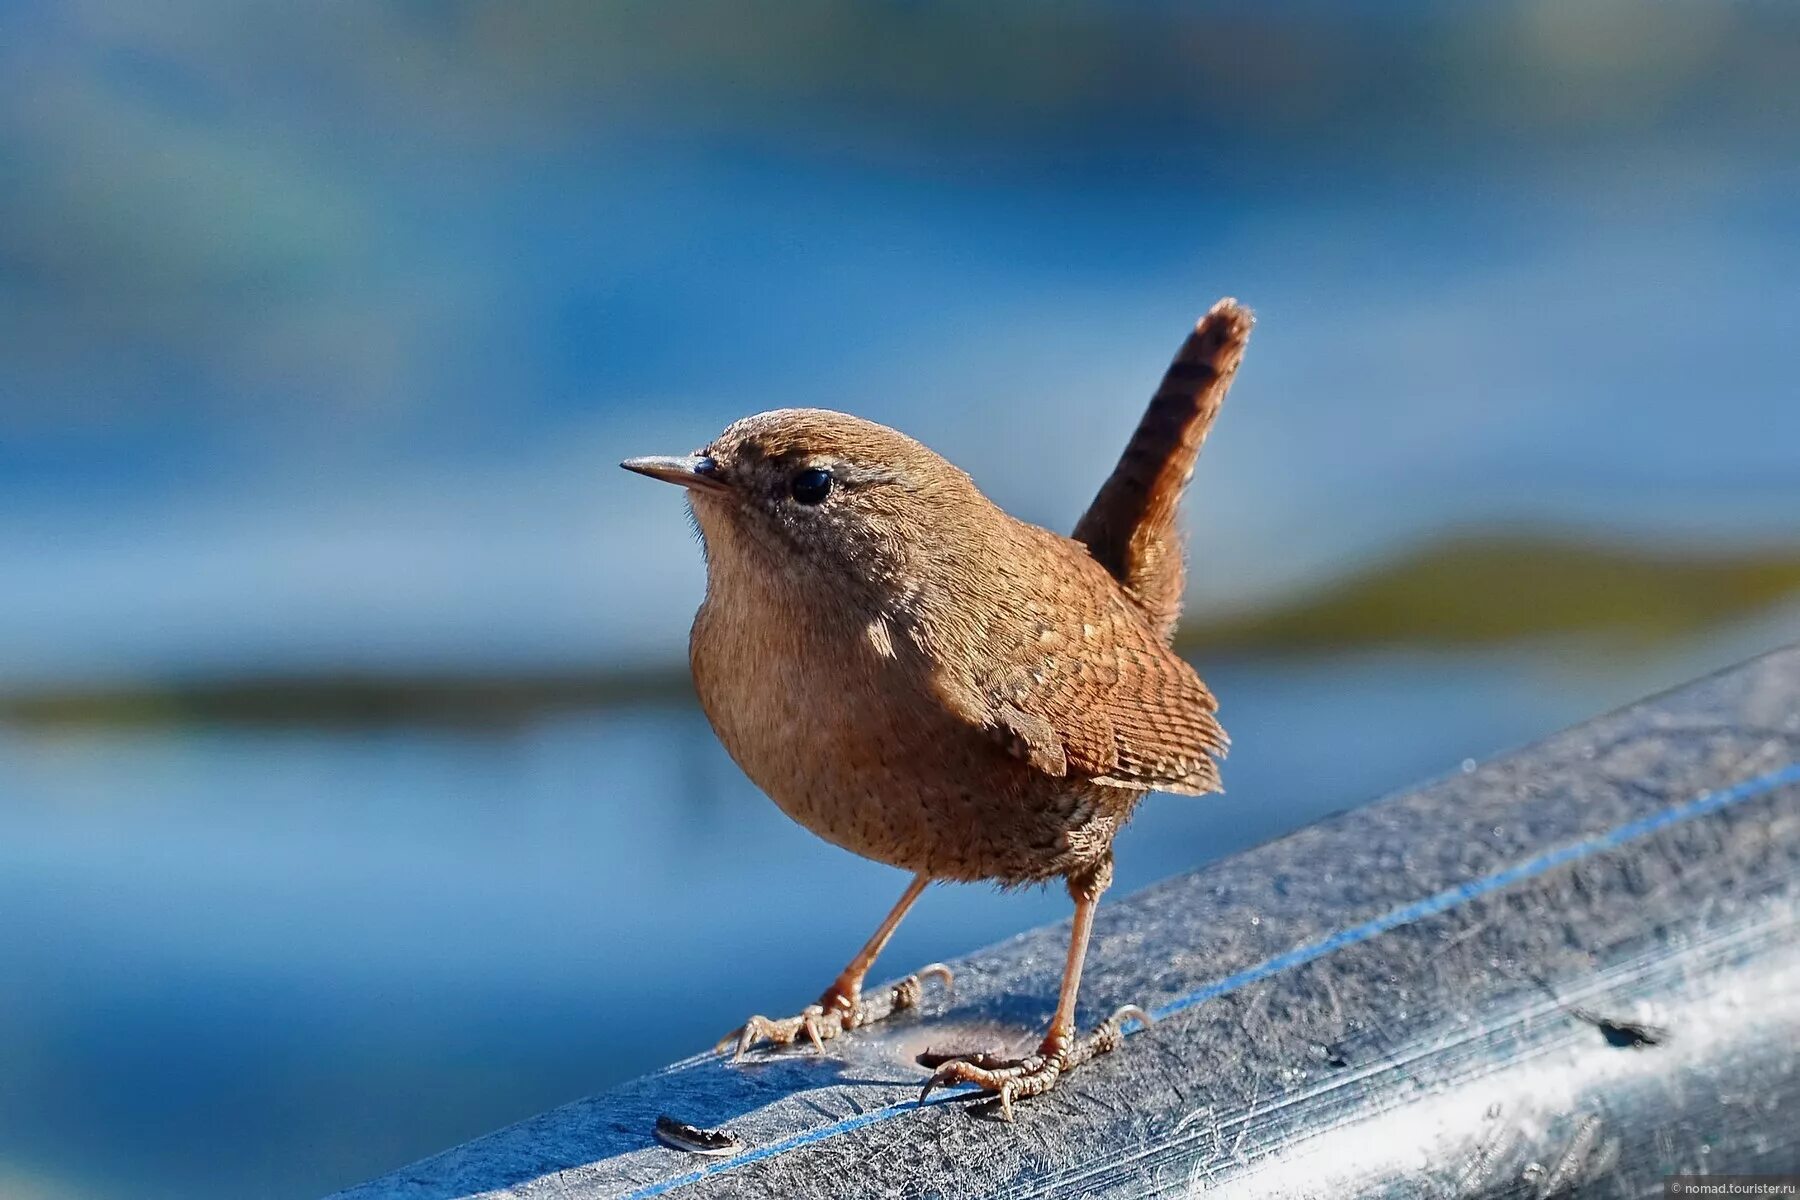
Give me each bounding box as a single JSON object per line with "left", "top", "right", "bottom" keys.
{"left": 916, "top": 1004, "right": 1151, "bottom": 1121}
{"left": 718, "top": 963, "right": 954, "bottom": 1060}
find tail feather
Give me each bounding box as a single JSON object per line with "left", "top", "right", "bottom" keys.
{"left": 1072, "top": 298, "right": 1253, "bottom": 642}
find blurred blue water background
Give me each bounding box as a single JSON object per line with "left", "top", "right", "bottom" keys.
{"left": 3, "top": 4, "right": 1799, "bottom": 1198}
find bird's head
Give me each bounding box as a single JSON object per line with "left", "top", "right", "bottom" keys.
{"left": 622, "top": 408, "right": 984, "bottom": 597}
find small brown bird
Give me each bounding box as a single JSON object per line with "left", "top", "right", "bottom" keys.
{"left": 622, "top": 298, "right": 1252, "bottom": 1118}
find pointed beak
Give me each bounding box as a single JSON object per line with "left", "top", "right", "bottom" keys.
{"left": 620, "top": 454, "right": 729, "bottom": 494}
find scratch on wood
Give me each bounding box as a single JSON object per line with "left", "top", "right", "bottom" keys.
{"left": 1537, "top": 1112, "right": 1602, "bottom": 1198}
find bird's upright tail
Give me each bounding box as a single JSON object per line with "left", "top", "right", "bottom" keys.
{"left": 1072, "top": 298, "right": 1254, "bottom": 643}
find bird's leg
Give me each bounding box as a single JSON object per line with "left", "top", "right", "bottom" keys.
{"left": 917, "top": 859, "right": 1150, "bottom": 1121}
{"left": 721, "top": 873, "right": 951, "bottom": 1059}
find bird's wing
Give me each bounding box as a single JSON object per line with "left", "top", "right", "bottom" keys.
{"left": 957, "top": 543, "right": 1227, "bottom": 796}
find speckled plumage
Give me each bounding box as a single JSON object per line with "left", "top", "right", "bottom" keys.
{"left": 688, "top": 456, "right": 1223, "bottom": 886}
{"left": 624, "top": 297, "right": 1254, "bottom": 1115}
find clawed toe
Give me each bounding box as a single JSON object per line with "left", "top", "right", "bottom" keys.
{"left": 717, "top": 1006, "right": 836, "bottom": 1060}
{"left": 918, "top": 1052, "right": 1061, "bottom": 1122}
{"left": 863, "top": 962, "right": 954, "bottom": 1023}
{"left": 901, "top": 962, "right": 955, "bottom": 1007}
{"left": 915, "top": 1003, "right": 1152, "bottom": 1121}
{"left": 918, "top": 962, "right": 955, "bottom": 990}
{"left": 718, "top": 963, "right": 957, "bottom": 1061}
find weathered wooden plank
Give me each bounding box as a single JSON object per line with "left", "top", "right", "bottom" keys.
{"left": 331, "top": 645, "right": 1800, "bottom": 1199}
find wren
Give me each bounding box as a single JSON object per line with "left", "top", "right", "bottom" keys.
{"left": 622, "top": 298, "right": 1253, "bottom": 1119}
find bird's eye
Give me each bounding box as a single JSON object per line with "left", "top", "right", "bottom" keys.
{"left": 789, "top": 467, "right": 833, "bottom": 506}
